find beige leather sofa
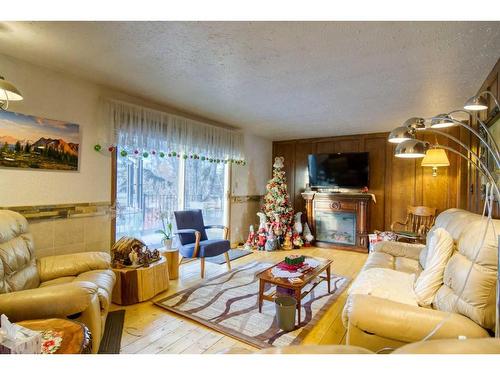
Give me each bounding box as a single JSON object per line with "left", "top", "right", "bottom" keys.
{"left": 343, "top": 208, "right": 498, "bottom": 352}
{"left": 0, "top": 210, "right": 115, "bottom": 353}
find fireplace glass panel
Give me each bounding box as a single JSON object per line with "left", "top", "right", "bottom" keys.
{"left": 315, "top": 211, "right": 356, "bottom": 246}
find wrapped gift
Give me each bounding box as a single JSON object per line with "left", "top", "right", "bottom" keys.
{"left": 0, "top": 315, "right": 42, "bottom": 354}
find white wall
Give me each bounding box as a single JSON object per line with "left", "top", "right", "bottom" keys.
{"left": 0, "top": 53, "right": 109, "bottom": 206}
{"left": 0, "top": 52, "right": 272, "bottom": 210}
{"left": 0, "top": 50, "right": 272, "bottom": 247}
{"left": 231, "top": 132, "right": 272, "bottom": 197}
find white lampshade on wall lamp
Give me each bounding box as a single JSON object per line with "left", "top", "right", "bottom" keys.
{"left": 430, "top": 114, "right": 455, "bottom": 129}
{"left": 394, "top": 139, "right": 428, "bottom": 158}
{"left": 388, "top": 126, "right": 415, "bottom": 143}
{"left": 421, "top": 148, "right": 450, "bottom": 176}
{"left": 464, "top": 90, "right": 500, "bottom": 111}
{"left": 0, "top": 76, "right": 23, "bottom": 110}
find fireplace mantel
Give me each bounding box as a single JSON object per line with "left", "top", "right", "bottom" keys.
{"left": 302, "top": 191, "right": 371, "bottom": 253}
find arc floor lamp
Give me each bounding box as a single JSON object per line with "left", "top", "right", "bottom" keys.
{"left": 388, "top": 90, "right": 500, "bottom": 339}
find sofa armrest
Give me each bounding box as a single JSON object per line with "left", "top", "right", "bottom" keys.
{"left": 347, "top": 294, "right": 489, "bottom": 343}
{"left": 0, "top": 281, "right": 98, "bottom": 322}
{"left": 372, "top": 241, "right": 425, "bottom": 260}
{"left": 37, "top": 252, "right": 111, "bottom": 282}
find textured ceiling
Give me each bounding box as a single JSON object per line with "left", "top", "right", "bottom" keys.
{"left": 0, "top": 21, "right": 499, "bottom": 140}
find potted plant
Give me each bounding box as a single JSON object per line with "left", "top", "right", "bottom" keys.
{"left": 156, "top": 222, "right": 173, "bottom": 249}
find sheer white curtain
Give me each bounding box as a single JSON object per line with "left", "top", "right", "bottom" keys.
{"left": 99, "top": 98, "right": 244, "bottom": 160}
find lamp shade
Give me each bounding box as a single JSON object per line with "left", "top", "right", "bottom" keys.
{"left": 0, "top": 76, "right": 23, "bottom": 101}
{"left": 394, "top": 139, "right": 428, "bottom": 158}
{"left": 430, "top": 114, "right": 455, "bottom": 129}
{"left": 421, "top": 149, "right": 450, "bottom": 167}
{"left": 388, "top": 126, "right": 414, "bottom": 144}
{"left": 464, "top": 95, "right": 488, "bottom": 111}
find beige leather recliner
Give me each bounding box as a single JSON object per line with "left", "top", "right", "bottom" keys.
{"left": 343, "top": 209, "right": 498, "bottom": 352}
{"left": 0, "top": 210, "right": 115, "bottom": 353}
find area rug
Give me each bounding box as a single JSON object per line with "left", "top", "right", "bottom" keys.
{"left": 205, "top": 249, "right": 253, "bottom": 265}
{"left": 98, "top": 310, "right": 125, "bottom": 354}
{"left": 154, "top": 261, "right": 350, "bottom": 348}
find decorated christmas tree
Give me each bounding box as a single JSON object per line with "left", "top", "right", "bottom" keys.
{"left": 263, "top": 157, "right": 294, "bottom": 231}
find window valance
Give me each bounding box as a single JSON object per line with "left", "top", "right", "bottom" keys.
{"left": 99, "top": 98, "right": 244, "bottom": 162}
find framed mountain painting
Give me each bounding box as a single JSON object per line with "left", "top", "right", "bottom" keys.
{"left": 0, "top": 110, "right": 80, "bottom": 171}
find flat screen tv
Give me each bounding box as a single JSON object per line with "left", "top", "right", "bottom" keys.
{"left": 308, "top": 152, "right": 369, "bottom": 188}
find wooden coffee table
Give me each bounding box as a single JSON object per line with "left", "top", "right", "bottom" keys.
{"left": 257, "top": 257, "right": 333, "bottom": 324}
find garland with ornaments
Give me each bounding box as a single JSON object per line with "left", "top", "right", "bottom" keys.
{"left": 93, "top": 144, "right": 246, "bottom": 165}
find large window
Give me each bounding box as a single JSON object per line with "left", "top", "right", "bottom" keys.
{"left": 115, "top": 155, "right": 229, "bottom": 247}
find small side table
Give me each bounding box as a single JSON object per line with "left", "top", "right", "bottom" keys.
{"left": 18, "top": 318, "right": 92, "bottom": 354}
{"left": 161, "top": 248, "right": 179, "bottom": 280}
{"left": 112, "top": 256, "right": 170, "bottom": 305}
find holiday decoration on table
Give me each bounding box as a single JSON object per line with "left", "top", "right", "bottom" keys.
{"left": 284, "top": 254, "right": 305, "bottom": 265}
{"left": 293, "top": 212, "right": 303, "bottom": 234}
{"left": 292, "top": 232, "right": 304, "bottom": 248}
{"left": 263, "top": 157, "right": 294, "bottom": 235}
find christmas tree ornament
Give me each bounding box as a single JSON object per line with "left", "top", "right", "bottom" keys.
{"left": 171, "top": 151, "right": 177, "bottom": 157}
{"left": 159, "top": 152, "right": 165, "bottom": 158}
{"left": 183, "top": 154, "right": 188, "bottom": 159}
{"left": 108, "top": 146, "right": 115, "bottom": 152}
{"left": 142, "top": 151, "right": 149, "bottom": 158}
{"left": 93, "top": 144, "right": 102, "bottom": 152}
{"left": 120, "top": 149, "right": 128, "bottom": 157}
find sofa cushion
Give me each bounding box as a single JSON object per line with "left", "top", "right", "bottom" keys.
{"left": 363, "top": 251, "right": 421, "bottom": 275}
{"left": 433, "top": 217, "right": 499, "bottom": 330}
{"left": 0, "top": 210, "right": 39, "bottom": 293}
{"left": 414, "top": 228, "right": 454, "bottom": 307}
{"left": 347, "top": 268, "right": 418, "bottom": 307}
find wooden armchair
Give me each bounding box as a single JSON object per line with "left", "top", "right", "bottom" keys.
{"left": 173, "top": 209, "right": 231, "bottom": 278}
{"left": 391, "top": 206, "right": 437, "bottom": 242}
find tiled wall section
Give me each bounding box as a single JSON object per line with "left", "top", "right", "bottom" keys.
{"left": 29, "top": 214, "right": 112, "bottom": 258}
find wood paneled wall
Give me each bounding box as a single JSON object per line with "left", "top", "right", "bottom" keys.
{"left": 273, "top": 130, "right": 464, "bottom": 232}
{"left": 468, "top": 58, "right": 500, "bottom": 216}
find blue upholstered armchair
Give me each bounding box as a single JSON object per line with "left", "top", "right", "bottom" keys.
{"left": 173, "top": 209, "right": 231, "bottom": 278}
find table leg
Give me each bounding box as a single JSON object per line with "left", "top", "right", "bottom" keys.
{"left": 258, "top": 279, "right": 264, "bottom": 313}
{"left": 327, "top": 264, "right": 331, "bottom": 294}
{"left": 295, "top": 288, "right": 301, "bottom": 325}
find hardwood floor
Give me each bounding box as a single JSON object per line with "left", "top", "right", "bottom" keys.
{"left": 112, "top": 247, "right": 367, "bottom": 354}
